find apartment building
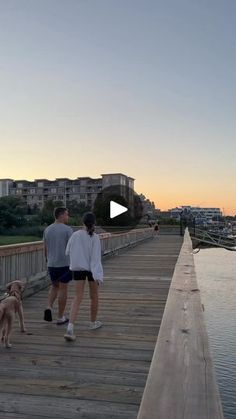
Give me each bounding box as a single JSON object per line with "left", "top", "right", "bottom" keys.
{"left": 0, "top": 173, "right": 134, "bottom": 209}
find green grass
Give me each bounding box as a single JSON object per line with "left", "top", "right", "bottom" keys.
{"left": 0, "top": 236, "right": 42, "bottom": 246}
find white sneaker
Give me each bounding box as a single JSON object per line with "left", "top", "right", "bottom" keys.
{"left": 89, "top": 320, "right": 102, "bottom": 330}
{"left": 64, "top": 330, "right": 76, "bottom": 341}
{"left": 57, "top": 316, "right": 69, "bottom": 325}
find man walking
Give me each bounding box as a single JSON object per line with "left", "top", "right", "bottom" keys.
{"left": 43, "top": 207, "right": 73, "bottom": 325}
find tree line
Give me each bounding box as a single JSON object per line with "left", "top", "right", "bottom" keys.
{"left": 0, "top": 196, "right": 90, "bottom": 233}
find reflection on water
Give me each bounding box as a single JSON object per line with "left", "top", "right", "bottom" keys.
{"left": 194, "top": 248, "right": 236, "bottom": 419}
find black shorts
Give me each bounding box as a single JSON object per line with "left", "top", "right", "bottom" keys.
{"left": 48, "top": 266, "right": 72, "bottom": 284}
{"left": 73, "top": 270, "right": 95, "bottom": 281}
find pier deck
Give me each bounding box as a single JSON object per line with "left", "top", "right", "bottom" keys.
{"left": 0, "top": 234, "right": 182, "bottom": 419}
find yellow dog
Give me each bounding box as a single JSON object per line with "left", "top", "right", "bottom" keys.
{"left": 0, "top": 280, "right": 26, "bottom": 348}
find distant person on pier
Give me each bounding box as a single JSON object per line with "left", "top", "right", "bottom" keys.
{"left": 64, "top": 212, "right": 103, "bottom": 342}
{"left": 43, "top": 207, "right": 73, "bottom": 325}
{"left": 154, "top": 222, "right": 159, "bottom": 236}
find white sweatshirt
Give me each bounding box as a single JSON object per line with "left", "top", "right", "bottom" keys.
{"left": 65, "top": 229, "right": 103, "bottom": 283}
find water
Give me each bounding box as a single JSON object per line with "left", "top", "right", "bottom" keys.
{"left": 194, "top": 248, "right": 236, "bottom": 419}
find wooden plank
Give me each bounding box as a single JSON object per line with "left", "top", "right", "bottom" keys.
{"left": 0, "top": 414, "right": 50, "bottom": 419}
{"left": 0, "top": 366, "right": 147, "bottom": 387}
{"left": 0, "top": 377, "right": 144, "bottom": 404}
{"left": 0, "top": 352, "right": 150, "bottom": 374}
{"left": 0, "top": 393, "right": 138, "bottom": 419}
{"left": 137, "top": 230, "right": 224, "bottom": 419}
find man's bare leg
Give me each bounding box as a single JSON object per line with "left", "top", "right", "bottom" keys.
{"left": 47, "top": 283, "right": 59, "bottom": 309}
{"left": 58, "top": 282, "right": 68, "bottom": 319}
{"left": 44, "top": 283, "right": 59, "bottom": 322}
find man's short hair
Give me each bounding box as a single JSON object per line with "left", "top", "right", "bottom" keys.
{"left": 54, "top": 207, "right": 68, "bottom": 219}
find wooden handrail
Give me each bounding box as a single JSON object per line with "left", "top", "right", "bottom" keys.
{"left": 137, "top": 229, "right": 224, "bottom": 419}
{"left": 0, "top": 241, "right": 43, "bottom": 256}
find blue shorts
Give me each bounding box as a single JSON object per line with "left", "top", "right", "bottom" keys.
{"left": 48, "top": 266, "right": 72, "bottom": 284}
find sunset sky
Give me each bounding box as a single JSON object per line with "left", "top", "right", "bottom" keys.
{"left": 1, "top": 1, "right": 236, "bottom": 214}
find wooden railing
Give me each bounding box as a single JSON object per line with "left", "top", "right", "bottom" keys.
{"left": 137, "top": 229, "right": 224, "bottom": 419}
{"left": 0, "top": 241, "right": 47, "bottom": 296}
{"left": 0, "top": 228, "right": 153, "bottom": 295}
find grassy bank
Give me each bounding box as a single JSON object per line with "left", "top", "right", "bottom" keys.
{"left": 0, "top": 236, "right": 42, "bottom": 246}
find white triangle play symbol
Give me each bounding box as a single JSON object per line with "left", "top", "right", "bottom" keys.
{"left": 110, "top": 201, "right": 128, "bottom": 219}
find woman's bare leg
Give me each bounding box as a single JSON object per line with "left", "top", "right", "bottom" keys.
{"left": 88, "top": 281, "right": 99, "bottom": 322}
{"left": 69, "top": 281, "right": 86, "bottom": 324}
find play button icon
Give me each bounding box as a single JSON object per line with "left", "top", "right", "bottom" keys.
{"left": 93, "top": 185, "right": 143, "bottom": 233}
{"left": 110, "top": 201, "right": 128, "bottom": 219}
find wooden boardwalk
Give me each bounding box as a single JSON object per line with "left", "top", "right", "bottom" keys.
{"left": 0, "top": 234, "right": 183, "bottom": 419}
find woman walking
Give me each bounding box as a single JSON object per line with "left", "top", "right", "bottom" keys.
{"left": 64, "top": 212, "right": 103, "bottom": 341}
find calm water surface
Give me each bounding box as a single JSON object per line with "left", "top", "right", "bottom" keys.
{"left": 194, "top": 248, "right": 236, "bottom": 419}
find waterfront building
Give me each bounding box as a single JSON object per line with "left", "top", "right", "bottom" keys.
{"left": 169, "top": 205, "right": 223, "bottom": 225}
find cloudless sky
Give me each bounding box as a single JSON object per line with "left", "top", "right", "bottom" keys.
{"left": 1, "top": 0, "right": 236, "bottom": 214}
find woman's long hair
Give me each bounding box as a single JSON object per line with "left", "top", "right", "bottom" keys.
{"left": 83, "top": 212, "right": 96, "bottom": 236}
